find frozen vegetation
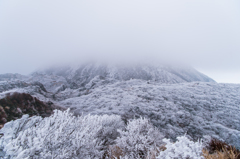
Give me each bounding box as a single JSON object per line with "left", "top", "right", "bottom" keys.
{"left": 59, "top": 80, "right": 240, "bottom": 149}
{"left": 0, "top": 63, "right": 239, "bottom": 158}
{"left": 0, "top": 109, "right": 204, "bottom": 159}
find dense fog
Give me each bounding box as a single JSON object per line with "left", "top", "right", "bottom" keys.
{"left": 0, "top": 0, "right": 239, "bottom": 83}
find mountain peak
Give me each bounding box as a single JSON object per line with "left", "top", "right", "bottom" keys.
{"left": 42, "top": 62, "right": 214, "bottom": 81}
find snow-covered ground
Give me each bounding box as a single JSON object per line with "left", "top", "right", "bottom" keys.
{"left": 59, "top": 80, "right": 240, "bottom": 149}
{"left": 0, "top": 63, "right": 239, "bottom": 150}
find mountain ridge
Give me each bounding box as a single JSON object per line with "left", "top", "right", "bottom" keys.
{"left": 1, "top": 63, "right": 239, "bottom": 149}
{"left": 28, "top": 63, "right": 215, "bottom": 93}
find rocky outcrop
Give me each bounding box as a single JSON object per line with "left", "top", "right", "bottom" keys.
{"left": 0, "top": 93, "right": 57, "bottom": 128}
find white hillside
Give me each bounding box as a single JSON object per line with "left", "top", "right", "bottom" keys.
{"left": 59, "top": 80, "right": 240, "bottom": 149}
{"left": 0, "top": 63, "right": 239, "bottom": 150}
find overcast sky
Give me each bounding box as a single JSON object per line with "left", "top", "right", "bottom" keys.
{"left": 0, "top": 0, "right": 240, "bottom": 83}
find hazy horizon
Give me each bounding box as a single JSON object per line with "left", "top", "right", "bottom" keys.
{"left": 0, "top": 0, "right": 240, "bottom": 83}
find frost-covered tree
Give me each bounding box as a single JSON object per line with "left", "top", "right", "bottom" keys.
{"left": 0, "top": 109, "right": 208, "bottom": 159}
{"left": 157, "top": 135, "right": 203, "bottom": 159}
{"left": 0, "top": 109, "right": 124, "bottom": 159}
{"left": 115, "top": 117, "right": 163, "bottom": 159}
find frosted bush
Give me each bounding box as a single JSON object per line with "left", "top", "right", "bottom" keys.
{"left": 157, "top": 135, "right": 203, "bottom": 159}
{"left": 0, "top": 114, "right": 43, "bottom": 149}
{"left": 115, "top": 117, "right": 163, "bottom": 159}
{"left": 0, "top": 109, "right": 207, "bottom": 159}
{"left": 0, "top": 109, "right": 124, "bottom": 159}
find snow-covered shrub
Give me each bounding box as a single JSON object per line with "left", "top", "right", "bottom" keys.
{"left": 157, "top": 135, "right": 203, "bottom": 159}
{"left": 115, "top": 117, "right": 163, "bottom": 159}
{"left": 0, "top": 109, "right": 124, "bottom": 159}
{"left": 0, "top": 114, "right": 43, "bottom": 148}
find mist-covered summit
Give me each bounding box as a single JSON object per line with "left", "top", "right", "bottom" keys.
{"left": 38, "top": 63, "right": 214, "bottom": 82}
{"left": 29, "top": 63, "right": 215, "bottom": 92}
